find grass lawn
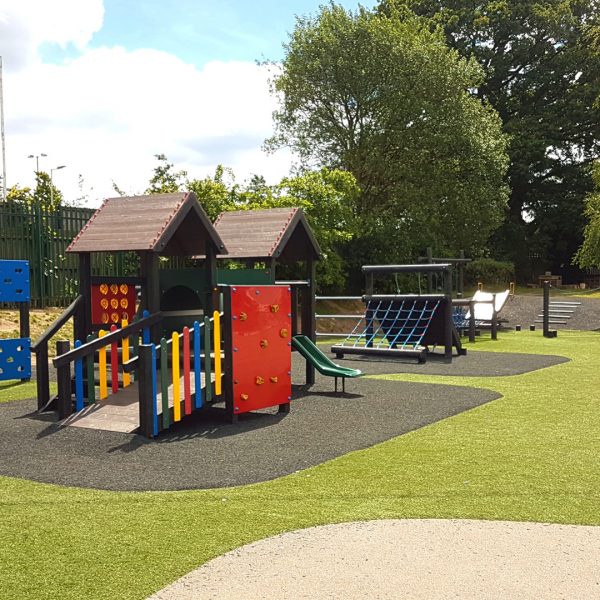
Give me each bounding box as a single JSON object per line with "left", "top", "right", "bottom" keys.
{"left": 0, "top": 330, "right": 598, "bottom": 599}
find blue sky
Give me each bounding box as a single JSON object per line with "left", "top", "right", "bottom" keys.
{"left": 42, "top": 1, "right": 369, "bottom": 67}
{"left": 1, "top": 0, "right": 373, "bottom": 206}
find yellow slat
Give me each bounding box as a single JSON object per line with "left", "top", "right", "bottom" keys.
{"left": 172, "top": 331, "right": 181, "bottom": 421}
{"left": 213, "top": 311, "right": 222, "bottom": 396}
{"left": 98, "top": 329, "right": 107, "bottom": 400}
{"left": 121, "top": 319, "right": 130, "bottom": 388}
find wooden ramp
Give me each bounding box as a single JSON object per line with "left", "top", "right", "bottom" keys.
{"left": 63, "top": 371, "right": 213, "bottom": 434}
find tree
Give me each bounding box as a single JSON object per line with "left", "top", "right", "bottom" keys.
{"left": 380, "top": 0, "right": 600, "bottom": 280}
{"left": 267, "top": 3, "right": 509, "bottom": 264}
{"left": 574, "top": 161, "right": 600, "bottom": 269}
{"left": 145, "top": 154, "right": 187, "bottom": 194}
{"left": 186, "top": 165, "right": 239, "bottom": 220}
{"left": 6, "top": 172, "right": 62, "bottom": 211}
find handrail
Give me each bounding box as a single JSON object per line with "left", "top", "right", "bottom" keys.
{"left": 31, "top": 295, "right": 83, "bottom": 351}
{"left": 121, "top": 313, "right": 224, "bottom": 373}
{"left": 52, "top": 312, "right": 163, "bottom": 368}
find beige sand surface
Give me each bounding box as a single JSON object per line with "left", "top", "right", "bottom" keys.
{"left": 149, "top": 519, "right": 600, "bottom": 599}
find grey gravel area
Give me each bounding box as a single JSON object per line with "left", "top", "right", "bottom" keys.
{"left": 148, "top": 519, "right": 600, "bottom": 600}
{"left": 498, "top": 293, "right": 600, "bottom": 331}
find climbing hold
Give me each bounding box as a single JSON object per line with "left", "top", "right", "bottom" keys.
{"left": 239, "top": 312, "right": 247, "bottom": 321}
{"left": 279, "top": 328, "right": 288, "bottom": 338}
{"left": 270, "top": 304, "right": 279, "bottom": 313}
{"left": 240, "top": 393, "right": 249, "bottom": 401}
{"left": 270, "top": 376, "right": 278, "bottom": 383}
{"left": 255, "top": 376, "right": 264, "bottom": 385}
{"left": 260, "top": 339, "right": 268, "bottom": 348}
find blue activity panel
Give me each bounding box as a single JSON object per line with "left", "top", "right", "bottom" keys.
{"left": 0, "top": 260, "right": 30, "bottom": 302}
{"left": 0, "top": 338, "right": 32, "bottom": 381}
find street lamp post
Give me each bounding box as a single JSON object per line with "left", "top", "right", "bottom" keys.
{"left": 50, "top": 165, "right": 66, "bottom": 207}
{"left": 27, "top": 153, "right": 48, "bottom": 175}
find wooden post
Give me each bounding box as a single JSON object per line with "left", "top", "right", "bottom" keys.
{"left": 491, "top": 294, "right": 498, "bottom": 340}
{"left": 443, "top": 266, "right": 453, "bottom": 358}
{"left": 19, "top": 300, "right": 30, "bottom": 382}
{"left": 221, "top": 287, "right": 235, "bottom": 422}
{"left": 35, "top": 343, "right": 50, "bottom": 410}
{"left": 205, "top": 242, "right": 217, "bottom": 317}
{"left": 138, "top": 344, "right": 155, "bottom": 438}
{"left": 426, "top": 247, "right": 433, "bottom": 294}
{"left": 56, "top": 340, "right": 72, "bottom": 419}
{"left": 468, "top": 300, "right": 476, "bottom": 343}
{"left": 291, "top": 285, "right": 299, "bottom": 337}
{"left": 142, "top": 252, "right": 160, "bottom": 341}
{"left": 76, "top": 253, "right": 92, "bottom": 342}
{"left": 301, "top": 259, "right": 316, "bottom": 385}
{"left": 542, "top": 281, "right": 554, "bottom": 338}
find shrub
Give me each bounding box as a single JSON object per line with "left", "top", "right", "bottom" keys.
{"left": 465, "top": 258, "right": 515, "bottom": 287}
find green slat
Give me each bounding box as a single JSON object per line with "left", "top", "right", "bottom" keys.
{"left": 160, "top": 338, "right": 170, "bottom": 429}
{"left": 204, "top": 316, "right": 212, "bottom": 404}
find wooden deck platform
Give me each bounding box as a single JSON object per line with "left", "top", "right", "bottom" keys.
{"left": 63, "top": 371, "right": 214, "bottom": 434}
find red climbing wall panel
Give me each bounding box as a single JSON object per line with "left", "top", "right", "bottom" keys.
{"left": 91, "top": 282, "right": 137, "bottom": 326}
{"left": 230, "top": 285, "right": 292, "bottom": 415}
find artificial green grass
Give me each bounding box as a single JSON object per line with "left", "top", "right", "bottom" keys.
{"left": 0, "top": 330, "right": 599, "bottom": 599}
{"left": 0, "top": 380, "right": 57, "bottom": 403}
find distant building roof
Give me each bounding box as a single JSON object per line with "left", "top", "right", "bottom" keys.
{"left": 211, "top": 207, "right": 321, "bottom": 261}
{"left": 67, "top": 192, "right": 227, "bottom": 256}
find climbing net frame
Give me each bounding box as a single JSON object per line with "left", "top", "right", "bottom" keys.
{"left": 331, "top": 294, "right": 447, "bottom": 362}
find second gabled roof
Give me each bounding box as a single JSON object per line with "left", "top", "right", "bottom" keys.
{"left": 67, "top": 192, "right": 227, "bottom": 256}
{"left": 213, "top": 207, "right": 321, "bottom": 261}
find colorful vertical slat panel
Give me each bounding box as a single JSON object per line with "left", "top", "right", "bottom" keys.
{"left": 172, "top": 331, "right": 181, "bottom": 422}
{"left": 110, "top": 324, "right": 119, "bottom": 394}
{"left": 98, "top": 329, "right": 108, "bottom": 400}
{"left": 160, "top": 338, "right": 170, "bottom": 429}
{"left": 193, "top": 321, "right": 202, "bottom": 409}
{"left": 74, "top": 339, "right": 84, "bottom": 412}
{"left": 204, "top": 316, "right": 212, "bottom": 404}
{"left": 86, "top": 334, "right": 96, "bottom": 405}
{"left": 183, "top": 326, "right": 191, "bottom": 416}
{"left": 213, "top": 311, "right": 222, "bottom": 396}
{"left": 151, "top": 343, "right": 159, "bottom": 437}
{"left": 122, "top": 319, "right": 131, "bottom": 388}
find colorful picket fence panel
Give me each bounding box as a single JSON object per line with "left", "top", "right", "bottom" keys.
{"left": 71, "top": 312, "right": 151, "bottom": 412}
{"left": 142, "top": 314, "right": 222, "bottom": 437}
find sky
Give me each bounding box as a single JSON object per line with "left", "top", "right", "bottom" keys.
{"left": 0, "top": 0, "right": 370, "bottom": 207}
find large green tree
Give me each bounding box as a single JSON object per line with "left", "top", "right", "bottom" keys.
{"left": 381, "top": 0, "right": 600, "bottom": 279}
{"left": 573, "top": 161, "right": 600, "bottom": 270}
{"left": 267, "top": 3, "right": 509, "bottom": 264}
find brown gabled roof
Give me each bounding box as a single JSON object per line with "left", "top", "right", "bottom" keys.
{"left": 67, "top": 192, "right": 227, "bottom": 256}
{"left": 212, "top": 207, "right": 321, "bottom": 262}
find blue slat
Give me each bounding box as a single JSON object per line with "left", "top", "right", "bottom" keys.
{"left": 0, "top": 260, "right": 30, "bottom": 302}
{"left": 74, "top": 340, "right": 84, "bottom": 411}
{"left": 0, "top": 338, "right": 31, "bottom": 381}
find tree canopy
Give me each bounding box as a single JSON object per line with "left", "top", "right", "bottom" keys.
{"left": 574, "top": 161, "right": 600, "bottom": 269}
{"left": 266, "top": 3, "right": 509, "bottom": 263}
{"left": 380, "top": 0, "right": 600, "bottom": 279}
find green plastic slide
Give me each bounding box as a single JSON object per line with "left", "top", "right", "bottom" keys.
{"left": 292, "top": 335, "right": 362, "bottom": 380}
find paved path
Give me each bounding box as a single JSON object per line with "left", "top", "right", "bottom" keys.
{"left": 149, "top": 519, "right": 600, "bottom": 599}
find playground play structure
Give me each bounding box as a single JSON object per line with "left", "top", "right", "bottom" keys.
{"left": 331, "top": 263, "right": 466, "bottom": 362}
{"left": 0, "top": 260, "right": 31, "bottom": 382}
{"left": 28, "top": 192, "right": 363, "bottom": 438}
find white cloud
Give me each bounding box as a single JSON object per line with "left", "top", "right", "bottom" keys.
{"left": 0, "top": 1, "right": 292, "bottom": 206}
